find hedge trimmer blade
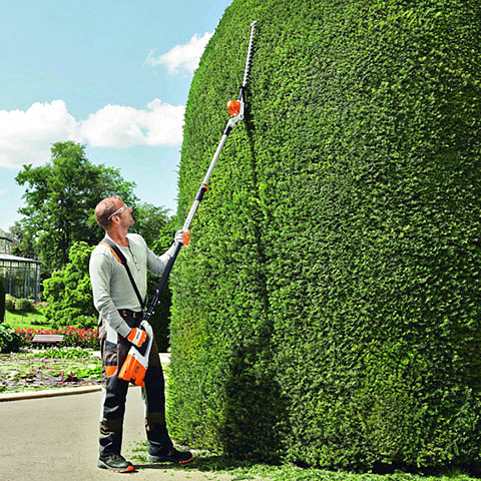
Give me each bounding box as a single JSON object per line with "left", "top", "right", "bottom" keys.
{"left": 228, "top": 21, "right": 257, "bottom": 119}
{"left": 241, "top": 21, "right": 257, "bottom": 93}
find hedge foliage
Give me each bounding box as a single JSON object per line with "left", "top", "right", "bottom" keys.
{"left": 169, "top": 0, "right": 481, "bottom": 471}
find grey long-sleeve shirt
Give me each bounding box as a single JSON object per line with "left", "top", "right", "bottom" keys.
{"left": 89, "top": 233, "right": 175, "bottom": 338}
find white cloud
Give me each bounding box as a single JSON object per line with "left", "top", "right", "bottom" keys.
{"left": 0, "top": 100, "right": 80, "bottom": 168}
{"left": 0, "top": 99, "right": 185, "bottom": 169}
{"left": 80, "top": 99, "right": 185, "bottom": 147}
{"left": 146, "top": 32, "right": 213, "bottom": 74}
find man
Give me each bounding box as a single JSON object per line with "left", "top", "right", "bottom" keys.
{"left": 89, "top": 195, "right": 193, "bottom": 473}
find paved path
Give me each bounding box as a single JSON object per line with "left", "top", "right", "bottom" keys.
{"left": 0, "top": 388, "right": 236, "bottom": 481}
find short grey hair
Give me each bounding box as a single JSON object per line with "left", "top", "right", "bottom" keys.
{"left": 95, "top": 196, "right": 122, "bottom": 230}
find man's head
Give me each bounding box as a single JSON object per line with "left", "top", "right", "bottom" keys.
{"left": 95, "top": 196, "right": 134, "bottom": 232}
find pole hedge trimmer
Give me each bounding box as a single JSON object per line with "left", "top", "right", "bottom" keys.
{"left": 120, "top": 21, "right": 258, "bottom": 386}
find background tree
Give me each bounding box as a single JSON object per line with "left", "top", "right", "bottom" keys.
{"left": 132, "top": 202, "right": 172, "bottom": 247}
{"left": 0, "top": 278, "right": 5, "bottom": 323}
{"left": 42, "top": 241, "right": 96, "bottom": 328}
{"left": 15, "top": 141, "right": 137, "bottom": 273}
{"left": 11, "top": 140, "right": 178, "bottom": 346}
{"left": 8, "top": 221, "right": 36, "bottom": 260}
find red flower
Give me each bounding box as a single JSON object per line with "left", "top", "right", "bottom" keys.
{"left": 16, "top": 326, "right": 99, "bottom": 349}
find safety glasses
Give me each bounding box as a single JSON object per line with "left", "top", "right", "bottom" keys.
{"left": 108, "top": 205, "right": 130, "bottom": 221}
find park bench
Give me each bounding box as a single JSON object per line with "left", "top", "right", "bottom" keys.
{"left": 31, "top": 334, "right": 65, "bottom": 346}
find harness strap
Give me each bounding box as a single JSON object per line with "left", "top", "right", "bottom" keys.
{"left": 102, "top": 238, "right": 145, "bottom": 310}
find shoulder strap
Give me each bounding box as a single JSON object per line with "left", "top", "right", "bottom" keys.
{"left": 102, "top": 238, "right": 145, "bottom": 309}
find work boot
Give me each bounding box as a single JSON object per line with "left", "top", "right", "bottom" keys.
{"left": 149, "top": 446, "right": 194, "bottom": 465}
{"left": 97, "top": 453, "right": 136, "bottom": 473}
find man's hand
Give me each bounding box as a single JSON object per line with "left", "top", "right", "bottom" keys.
{"left": 175, "top": 229, "right": 191, "bottom": 246}
{"left": 127, "top": 327, "right": 147, "bottom": 348}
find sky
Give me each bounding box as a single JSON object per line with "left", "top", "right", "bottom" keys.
{"left": 0, "top": 0, "right": 233, "bottom": 231}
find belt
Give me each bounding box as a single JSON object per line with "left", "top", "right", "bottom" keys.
{"left": 118, "top": 309, "right": 143, "bottom": 322}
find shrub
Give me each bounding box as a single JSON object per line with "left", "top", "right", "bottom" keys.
{"left": 30, "top": 317, "right": 51, "bottom": 326}
{"left": 63, "top": 327, "right": 98, "bottom": 349}
{"left": 42, "top": 241, "right": 96, "bottom": 328}
{"left": 169, "top": 0, "right": 481, "bottom": 471}
{"left": 0, "top": 278, "right": 5, "bottom": 323}
{"left": 0, "top": 324, "right": 22, "bottom": 353}
{"left": 14, "top": 298, "right": 33, "bottom": 312}
{"left": 74, "top": 315, "right": 97, "bottom": 329}
{"left": 5, "top": 294, "right": 16, "bottom": 312}
{"left": 40, "top": 346, "right": 94, "bottom": 359}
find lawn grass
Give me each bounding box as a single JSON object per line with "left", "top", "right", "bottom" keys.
{"left": 4, "top": 308, "right": 54, "bottom": 330}
{"left": 127, "top": 442, "right": 480, "bottom": 481}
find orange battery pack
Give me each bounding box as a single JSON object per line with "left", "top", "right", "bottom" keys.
{"left": 119, "top": 321, "right": 154, "bottom": 387}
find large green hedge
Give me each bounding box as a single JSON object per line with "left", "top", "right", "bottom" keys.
{"left": 169, "top": 0, "right": 481, "bottom": 470}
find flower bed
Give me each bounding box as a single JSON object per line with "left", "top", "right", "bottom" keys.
{"left": 16, "top": 327, "right": 99, "bottom": 349}
{"left": 0, "top": 348, "right": 102, "bottom": 393}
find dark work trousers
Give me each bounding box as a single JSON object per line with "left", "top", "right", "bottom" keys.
{"left": 99, "top": 311, "right": 173, "bottom": 457}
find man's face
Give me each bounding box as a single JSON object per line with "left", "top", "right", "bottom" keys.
{"left": 110, "top": 200, "right": 135, "bottom": 229}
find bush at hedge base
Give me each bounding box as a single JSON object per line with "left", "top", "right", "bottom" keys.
{"left": 169, "top": 0, "right": 481, "bottom": 471}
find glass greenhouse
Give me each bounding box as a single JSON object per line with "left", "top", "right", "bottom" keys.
{"left": 0, "top": 235, "right": 41, "bottom": 300}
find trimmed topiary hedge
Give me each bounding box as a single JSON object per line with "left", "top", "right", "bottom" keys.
{"left": 169, "top": 0, "right": 481, "bottom": 471}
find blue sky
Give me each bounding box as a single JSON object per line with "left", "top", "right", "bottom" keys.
{"left": 0, "top": 0, "right": 233, "bottom": 230}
